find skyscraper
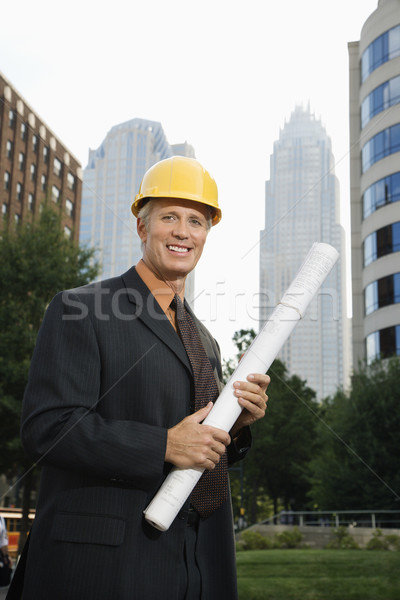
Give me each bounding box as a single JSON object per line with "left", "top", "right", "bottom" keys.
{"left": 349, "top": 0, "right": 400, "bottom": 366}
{"left": 259, "top": 106, "right": 349, "bottom": 399}
{"left": 80, "top": 118, "right": 173, "bottom": 279}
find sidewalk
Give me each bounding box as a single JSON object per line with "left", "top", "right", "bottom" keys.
{"left": 0, "top": 587, "right": 8, "bottom": 599}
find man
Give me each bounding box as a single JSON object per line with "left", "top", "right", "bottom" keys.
{"left": 10, "top": 156, "right": 269, "bottom": 599}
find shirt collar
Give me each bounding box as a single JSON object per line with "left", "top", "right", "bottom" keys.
{"left": 135, "top": 259, "right": 185, "bottom": 313}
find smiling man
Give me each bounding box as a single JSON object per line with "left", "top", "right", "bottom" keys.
{"left": 10, "top": 157, "right": 270, "bottom": 600}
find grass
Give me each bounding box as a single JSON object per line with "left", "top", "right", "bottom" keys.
{"left": 236, "top": 549, "right": 400, "bottom": 600}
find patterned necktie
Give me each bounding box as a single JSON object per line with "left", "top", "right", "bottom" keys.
{"left": 171, "top": 294, "right": 228, "bottom": 518}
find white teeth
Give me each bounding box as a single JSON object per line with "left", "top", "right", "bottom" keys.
{"left": 168, "top": 245, "right": 189, "bottom": 253}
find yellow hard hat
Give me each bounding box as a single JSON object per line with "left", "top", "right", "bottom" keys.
{"left": 131, "top": 156, "right": 221, "bottom": 226}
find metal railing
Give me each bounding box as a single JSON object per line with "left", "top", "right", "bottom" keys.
{"left": 261, "top": 510, "right": 400, "bottom": 529}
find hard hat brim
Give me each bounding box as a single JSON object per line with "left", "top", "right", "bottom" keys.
{"left": 131, "top": 196, "right": 221, "bottom": 226}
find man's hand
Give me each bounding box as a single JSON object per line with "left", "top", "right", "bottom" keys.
{"left": 230, "top": 373, "right": 270, "bottom": 437}
{"left": 165, "top": 402, "right": 231, "bottom": 470}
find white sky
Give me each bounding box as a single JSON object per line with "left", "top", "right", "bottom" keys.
{"left": 2, "top": 0, "right": 379, "bottom": 361}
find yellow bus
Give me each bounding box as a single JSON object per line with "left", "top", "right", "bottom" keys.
{"left": 0, "top": 507, "right": 35, "bottom": 558}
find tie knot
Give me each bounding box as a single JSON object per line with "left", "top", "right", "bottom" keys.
{"left": 171, "top": 294, "right": 184, "bottom": 321}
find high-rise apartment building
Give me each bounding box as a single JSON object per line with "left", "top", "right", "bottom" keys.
{"left": 0, "top": 71, "right": 82, "bottom": 240}
{"left": 349, "top": 0, "right": 400, "bottom": 366}
{"left": 259, "top": 106, "right": 349, "bottom": 399}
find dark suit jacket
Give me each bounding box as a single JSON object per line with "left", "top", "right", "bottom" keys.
{"left": 14, "top": 267, "right": 250, "bottom": 599}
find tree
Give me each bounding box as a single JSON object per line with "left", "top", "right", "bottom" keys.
{"left": 244, "top": 359, "right": 318, "bottom": 521}
{"left": 309, "top": 357, "right": 400, "bottom": 512}
{"left": 222, "top": 328, "right": 256, "bottom": 382}
{"left": 225, "top": 329, "right": 319, "bottom": 523}
{"left": 0, "top": 206, "right": 99, "bottom": 547}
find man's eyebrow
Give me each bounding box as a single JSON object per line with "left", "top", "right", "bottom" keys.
{"left": 160, "top": 209, "right": 206, "bottom": 220}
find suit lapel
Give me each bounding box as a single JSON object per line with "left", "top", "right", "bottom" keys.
{"left": 121, "top": 267, "right": 192, "bottom": 374}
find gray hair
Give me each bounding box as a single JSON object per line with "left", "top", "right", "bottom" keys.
{"left": 137, "top": 199, "right": 213, "bottom": 232}
{"left": 137, "top": 199, "right": 155, "bottom": 230}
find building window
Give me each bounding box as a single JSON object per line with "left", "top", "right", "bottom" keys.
{"left": 30, "top": 164, "right": 36, "bottom": 181}
{"left": 361, "top": 24, "right": 400, "bottom": 83}
{"left": 43, "top": 146, "right": 49, "bottom": 163}
{"left": 53, "top": 157, "right": 62, "bottom": 177}
{"left": 65, "top": 199, "right": 74, "bottom": 217}
{"left": 15, "top": 213, "right": 21, "bottom": 224}
{"left": 21, "top": 123, "right": 27, "bottom": 141}
{"left": 366, "top": 325, "right": 400, "bottom": 363}
{"left": 52, "top": 185, "right": 60, "bottom": 203}
{"left": 364, "top": 273, "right": 400, "bottom": 315}
{"left": 363, "top": 172, "right": 400, "bottom": 219}
{"left": 67, "top": 172, "right": 75, "bottom": 191}
{"left": 64, "top": 225, "right": 72, "bottom": 238}
{"left": 363, "top": 221, "right": 400, "bottom": 266}
{"left": 32, "top": 135, "right": 38, "bottom": 153}
{"left": 6, "top": 140, "right": 12, "bottom": 159}
{"left": 361, "top": 75, "right": 400, "bottom": 129}
{"left": 18, "top": 152, "right": 25, "bottom": 171}
{"left": 16, "top": 182, "right": 23, "bottom": 202}
{"left": 8, "top": 110, "right": 15, "bottom": 128}
{"left": 41, "top": 174, "right": 47, "bottom": 192}
{"left": 4, "top": 172, "right": 10, "bottom": 190}
{"left": 2, "top": 203, "right": 7, "bottom": 215}
{"left": 28, "top": 193, "right": 35, "bottom": 212}
{"left": 361, "top": 123, "right": 400, "bottom": 173}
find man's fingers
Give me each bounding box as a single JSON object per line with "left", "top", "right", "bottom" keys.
{"left": 247, "top": 373, "right": 271, "bottom": 390}
{"left": 188, "top": 401, "right": 213, "bottom": 423}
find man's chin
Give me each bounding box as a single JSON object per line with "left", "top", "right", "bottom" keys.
{"left": 164, "top": 264, "right": 194, "bottom": 280}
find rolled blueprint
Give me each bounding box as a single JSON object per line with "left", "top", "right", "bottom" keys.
{"left": 144, "top": 242, "right": 339, "bottom": 531}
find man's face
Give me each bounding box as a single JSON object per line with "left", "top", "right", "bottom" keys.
{"left": 137, "top": 198, "right": 210, "bottom": 281}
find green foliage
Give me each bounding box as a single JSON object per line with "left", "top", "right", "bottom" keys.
{"left": 222, "top": 328, "right": 256, "bottom": 383}
{"left": 385, "top": 534, "right": 400, "bottom": 551}
{"left": 238, "top": 527, "right": 305, "bottom": 552}
{"left": 366, "top": 529, "right": 390, "bottom": 550}
{"left": 274, "top": 526, "right": 304, "bottom": 549}
{"left": 325, "top": 526, "right": 359, "bottom": 549}
{"left": 309, "top": 358, "right": 400, "bottom": 511}
{"left": 366, "top": 529, "right": 400, "bottom": 551}
{"left": 0, "top": 206, "right": 99, "bottom": 484}
{"left": 226, "top": 329, "right": 319, "bottom": 523}
{"left": 238, "top": 530, "right": 273, "bottom": 551}
{"left": 246, "top": 357, "right": 318, "bottom": 520}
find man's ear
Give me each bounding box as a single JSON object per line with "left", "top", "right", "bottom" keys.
{"left": 137, "top": 217, "right": 147, "bottom": 243}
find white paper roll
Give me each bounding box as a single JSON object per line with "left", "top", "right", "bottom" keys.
{"left": 144, "top": 242, "right": 339, "bottom": 531}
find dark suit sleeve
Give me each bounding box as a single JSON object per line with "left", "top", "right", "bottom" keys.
{"left": 21, "top": 292, "right": 167, "bottom": 492}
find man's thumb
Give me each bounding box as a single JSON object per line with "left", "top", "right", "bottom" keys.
{"left": 191, "top": 401, "right": 213, "bottom": 422}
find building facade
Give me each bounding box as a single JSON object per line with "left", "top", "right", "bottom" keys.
{"left": 79, "top": 119, "right": 195, "bottom": 301}
{"left": 80, "top": 118, "right": 173, "bottom": 279}
{"left": 349, "top": 0, "right": 400, "bottom": 366}
{"left": 0, "top": 72, "right": 82, "bottom": 240}
{"left": 259, "top": 106, "right": 349, "bottom": 399}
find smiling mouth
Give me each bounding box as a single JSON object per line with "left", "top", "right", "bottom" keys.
{"left": 167, "top": 245, "right": 190, "bottom": 253}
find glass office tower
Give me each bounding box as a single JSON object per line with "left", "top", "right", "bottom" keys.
{"left": 80, "top": 118, "right": 172, "bottom": 279}
{"left": 259, "top": 106, "right": 349, "bottom": 399}
{"left": 349, "top": 0, "right": 400, "bottom": 365}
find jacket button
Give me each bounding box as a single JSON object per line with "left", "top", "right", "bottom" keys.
{"left": 178, "top": 510, "right": 188, "bottom": 520}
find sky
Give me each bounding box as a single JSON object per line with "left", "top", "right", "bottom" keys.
{"left": 1, "top": 0, "right": 379, "bottom": 361}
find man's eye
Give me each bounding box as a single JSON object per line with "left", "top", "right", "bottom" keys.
{"left": 162, "top": 215, "right": 175, "bottom": 221}
{"left": 189, "top": 218, "right": 202, "bottom": 226}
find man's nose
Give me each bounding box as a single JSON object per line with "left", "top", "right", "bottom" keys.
{"left": 172, "top": 220, "right": 189, "bottom": 238}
